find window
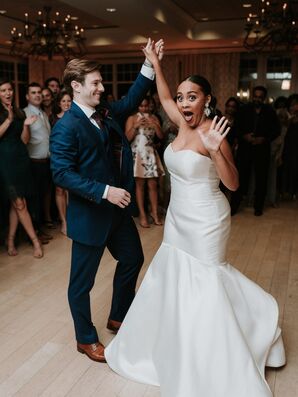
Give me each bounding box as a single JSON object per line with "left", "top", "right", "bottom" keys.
{"left": 266, "top": 57, "right": 292, "bottom": 80}
{"left": 266, "top": 56, "right": 292, "bottom": 100}
{"left": 0, "top": 60, "right": 28, "bottom": 107}
{"left": 238, "top": 56, "right": 258, "bottom": 102}
{"left": 100, "top": 64, "right": 113, "bottom": 82}
{"left": 17, "top": 63, "right": 28, "bottom": 108}
{"left": 239, "top": 58, "right": 258, "bottom": 82}
{"left": 0, "top": 61, "right": 14, "bottom": 81}
{"left": 117, "top": 63, "right": 141, "bottom": 82}
{"left": 115, "top": 63, "right": 142, "bottom": 99}
{"left": 100, "top": 64, "right": 113, "bottom": 99}
{"left": 95, "top": 61, "right": 143, "bottom": 100}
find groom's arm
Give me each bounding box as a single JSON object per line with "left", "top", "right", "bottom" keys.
{"left": 110, "top": 65, "right": 154, "bottom": 121}
{"left": 50, "top": 120, "right": 106, "bottom": 205}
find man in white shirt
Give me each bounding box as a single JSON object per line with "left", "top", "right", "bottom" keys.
{"left": 24, "top": 82, "right": 53, "bottom": 240}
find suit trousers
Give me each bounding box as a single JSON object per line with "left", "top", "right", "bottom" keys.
{"left": 69, "top": 208, "right": 144, "bottom": 344}
{"left": 231, "top": 144, "right": 270, "bottom": 213}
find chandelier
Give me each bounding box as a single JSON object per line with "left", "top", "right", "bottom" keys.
{"left": 243, "top": 0, "right": 298, "bottom": 52}
{"left": 9, "top": 6, "right": 86, "bottom": 60}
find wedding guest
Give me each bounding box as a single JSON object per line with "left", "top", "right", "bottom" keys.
{"left": 49, "top": 89, "right": 72, "bottom": 235}
{"left": 45, "top": 77, "right": 61, "bottom": 97}
{"left": 224, "top": 96, "right": 240, "bottom": 152}
{"left": 24, "top": 83, "right": 54, "bottom": 236}
{"left": 231, "top": 86, "right": 280, "bottom": 216}
{"left": 41, "top": 87, "right": 54, "bottom": 118}
{"left": 106, "top": 93, "right": 115, "bottom": 103}
{"left": 0, "top": 79, "right": 43, "bottom": 258}
{"left": 49, "top": 89, "right": 72, "bottom": 126}
{"left": 125, "top": 96, "right": 164, "bottom": 227}
{"left": 282, "top": 94, "right": 298, "bottom": 198}
{"left": 267, "top": 96, "right": 290, "bottom": 206}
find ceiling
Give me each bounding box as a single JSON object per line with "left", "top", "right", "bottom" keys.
{"left": 0, "top": 0, "right": 257, "bottom": 57}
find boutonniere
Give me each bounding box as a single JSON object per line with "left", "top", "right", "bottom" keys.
{"left": 98, "top": 107, "right": 112, "bottom": 120}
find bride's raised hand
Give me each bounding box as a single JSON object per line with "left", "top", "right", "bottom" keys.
{"left": 142, "top": 38, "right": 163, "bottom": 66}
{"left": 198, "top": 116, "right": 230, "bottom": 154}
{"left": 155, "top": 39, "right": 164, "bottom": 61}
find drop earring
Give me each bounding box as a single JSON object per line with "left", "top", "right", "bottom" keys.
{"left": 204, "top": 103, "right": 211, "bottom": 117}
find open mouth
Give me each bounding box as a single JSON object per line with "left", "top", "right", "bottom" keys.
{"left": 183, "top": 111, "right": 194, "bottom": 123}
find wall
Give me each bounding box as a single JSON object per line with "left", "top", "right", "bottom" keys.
{"left": 2, "top": 51, "right": 297, "bottom": 110}
{"left": 28, "top": 57, "right": 66, "bottom": 85}
{"left": 178, "top": 53, "right": 240, "bottom": 111}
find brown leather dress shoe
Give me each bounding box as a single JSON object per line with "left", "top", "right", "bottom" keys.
{"left": 107, "top": 319, "right": 122, "bottom": 333}
{"left": 77, "top": 342, "right": 106, "bottom": 363}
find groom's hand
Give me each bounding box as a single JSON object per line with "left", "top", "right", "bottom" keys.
{"left": 107, "top": 187, "right": 131, "bottom": 208}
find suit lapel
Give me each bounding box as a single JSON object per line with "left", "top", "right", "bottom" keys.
{"left": 70, "top": 102, "right": 107, "bottom": 148}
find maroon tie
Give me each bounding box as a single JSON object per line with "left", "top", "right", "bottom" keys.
{"left": 91, "top": 111, "right": 108, "bottom": 144}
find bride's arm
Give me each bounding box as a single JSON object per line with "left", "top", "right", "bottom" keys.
{"left": 198, "top": 116, "right": 239, "bottom": 191}
{"left": 210, "top": 140, "right": 239, "bottom": 191}
{"left": 143, "top": 39, "right": 182, "bottom": 128}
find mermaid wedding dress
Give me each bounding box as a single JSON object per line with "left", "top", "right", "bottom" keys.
{"left": 105, "top": 143, "right": 286, "bottom": 397}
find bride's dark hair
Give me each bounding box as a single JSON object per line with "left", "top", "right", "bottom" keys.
{"left": 182, "top": 75, "right": 216, "bottom": 118}
{"left": 184, "top": 75, "right": 212, "bottom": 96}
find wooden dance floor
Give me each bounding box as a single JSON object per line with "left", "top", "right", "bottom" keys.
{"left": 0, "top": 201, "right": 297, "bottom": 396}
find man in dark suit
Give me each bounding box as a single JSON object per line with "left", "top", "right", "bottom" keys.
{"left": 50, "top": 39, "right": 164, "bottom": 362}
{"left": 231, "top": 86, "right": 280, "bottom": 216}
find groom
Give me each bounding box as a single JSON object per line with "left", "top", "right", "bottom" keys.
{"left": 50, "top": 40, "right": 163, "bottom": 362}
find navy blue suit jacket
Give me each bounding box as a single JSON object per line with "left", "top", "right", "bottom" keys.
{"left": 50, "top": 72, "right": 152, "bottom": 246}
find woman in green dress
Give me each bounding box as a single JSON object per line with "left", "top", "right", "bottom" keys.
{"left": 0, "top": 79, "right": 43, "bottom": 258}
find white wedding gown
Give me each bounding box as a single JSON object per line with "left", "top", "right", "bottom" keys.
{"left": 105, "top": 143, "right": 286, "bottom": 397}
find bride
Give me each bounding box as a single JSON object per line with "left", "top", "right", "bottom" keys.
{"left": 105, "top": 39, "right": 286, "bottom": 397}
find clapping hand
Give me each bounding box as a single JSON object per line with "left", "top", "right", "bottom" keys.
{"left": 24, "top": 115, "right": 38, "bottom": 126}
{"left": 6, "top": 104, "right": 14, "bottom": 122}
{"left": 198, "top": 116, "right": 230, "bottom": 154}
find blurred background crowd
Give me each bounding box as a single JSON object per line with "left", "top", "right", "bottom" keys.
{"left": 0, "top": 73, "right": 298, "bottom": 257}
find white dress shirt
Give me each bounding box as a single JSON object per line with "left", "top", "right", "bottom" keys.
{"left": 23, "top": 104, "right": 51, "bottom": 159}
{"left": 140, "top": 63, "right": 155, "bottom": 80}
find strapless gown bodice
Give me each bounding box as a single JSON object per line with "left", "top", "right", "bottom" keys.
{"left": 105, "top": 144, "right": 286, "bottom": 397}
{"left": 163, "top": 144, "right": 230, "bottom": 265}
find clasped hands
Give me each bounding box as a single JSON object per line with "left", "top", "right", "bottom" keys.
{"left": 106, "top": 38, "right": 165, "bottom": 209}
{"left": 143, "top": 37, "right": 164, "bottom": 66}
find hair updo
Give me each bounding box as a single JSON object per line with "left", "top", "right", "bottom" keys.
{"left": 184, "top": 75, "right": 212, "bottom": 96}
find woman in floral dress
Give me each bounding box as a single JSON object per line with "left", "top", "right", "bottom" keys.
{"left": 126, "top": 97, "right": 164, "bottom": 227}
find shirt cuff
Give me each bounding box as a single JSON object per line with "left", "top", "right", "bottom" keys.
{"left": 102, "top": 185, "right": 110, "bottom": 199}
{"left": 141, "top": 64, "right": 155, "bottom": 81}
